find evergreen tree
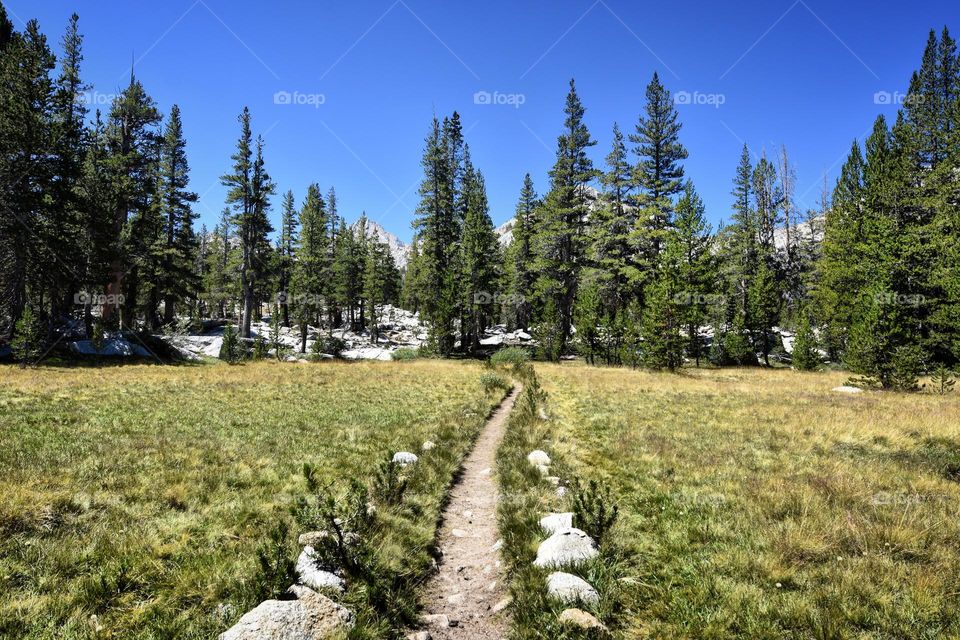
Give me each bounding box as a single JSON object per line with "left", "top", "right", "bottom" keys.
{"left": 630, "top": 72, "right": 688, "bottom": 289}
{"left": 591, "top": 123, "right": 636, "bottom": 317}
{"left": 11, "top": 304, "right": 43, "bottom": 367}
{"left": 791, "top": 309, "right": 821, "bottom": 371}
{"left": 155, "top": 104, "right": 198, "bottom": 326}
{"left": 103, "top": 70, "right": 162, "bottom": 327}
{"left": 640, "top": 272, "right": 684, "bottom": 370}
{"left": 532, "top": 79, "right": 596, "bottom": 356}
{"left": 815, "top": 140, "right": 866, "bottom": 358}
{"left": 291, "top": 184, "right": 327, "bottom": 351}
{"left": 668, "top": 181, "right": 714, "bottom": 366}
{"left": 277, "top": 189, "right": 298, "bottom": 327}
{"left": 221, "top": 108, "right": 274, "bottom": 337}
{"left": 411, "top": 115, "right": 463, "bottom": 354}
{"left": 459, "top": 158, "right": 500, "bottom": 353}
{"left": 507, "top": 174, "right": 539, "bottom": 329}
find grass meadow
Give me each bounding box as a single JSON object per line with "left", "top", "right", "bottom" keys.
{"left": 0, "top": 360, "right": 502, "bottom": 639}
{"left": 537, "top": 364, "right": 960, "bottom": 639}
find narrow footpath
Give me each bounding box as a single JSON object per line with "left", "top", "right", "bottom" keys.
{"left": 411, "top": 385, "right": 521, "bottom": 640}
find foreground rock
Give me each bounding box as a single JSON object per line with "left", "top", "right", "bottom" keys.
{"left": 546, "top": 573, "right": 600, "bottom": 605}
{"left": 219, "top": 585, "right": 352, "bottom": 640}
{"left": 527, "top": 450, "right": 551, "bottom": 466}
{"left": 539, "top": 513, "right": 574, "bottom": 535}
{"left": 393, "top": 451, "right": 419, "bottom": 466}
{"left": 558, "top": 608, "right": 606, "bottom": 631}
{"left": 534, "top": 528, "right": 598, "bottom": 568}
{"left": 296, "top": 547, "right": 345, "bottom": 592}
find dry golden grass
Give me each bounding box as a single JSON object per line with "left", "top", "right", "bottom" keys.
{"left": 0, "top": 359, "right": 500, "bottom": 639}
{"left": 537, "top": 364, "right": 960, "bottom": 639}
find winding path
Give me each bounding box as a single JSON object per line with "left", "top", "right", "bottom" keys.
{"left": 412, "top": 385, "right": 521, "bottom": 640}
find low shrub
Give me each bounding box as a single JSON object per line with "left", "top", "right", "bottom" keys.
{"left": 312, "top": 335, "right": 347, "bottom": 357}
{"left": 490, "top": 346, "right": 531, "bottom": 367}
{"left": 391, "top": 347, "right": 422, "bottom": 361}
{"left": 571, "top": 478, "right": 619, "bottom": 546}
{"left": 246, "top": 520, "right": 297, "bottom": 606}
{"left": 371, "top": 455, "right": 408, "bottom": 506}
{"left": 480, "top": 372, "right": 510, "bottom": 392}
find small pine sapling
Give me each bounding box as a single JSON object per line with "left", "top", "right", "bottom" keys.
{"left": 11, "top": 305, "right": 43, "bottom": 367}
{"left": 931, "top": 365, "right": 956, "bottom": 395}
{"left": 571, "top": 478, "right": 619, "bottom": 546}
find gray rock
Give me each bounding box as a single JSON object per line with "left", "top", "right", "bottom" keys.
{"left": 393, "top": 451, "right": 419, "bottom": 466}
{"left": 296, "top": 547, "right": 345, "bottom": 592}
{"left": 527, "top": 450, "right": 551, "bottom": 466}
{"left": 298, "top": 529, "right": 360, "bottom": 547}
{"left": 539, "top": 512, "right": 574, "bottom": 535}
{"left": 421, "top": 613, "right": 450, "bottom": 628}
{"left": 219, "top": 586, "right": 352, "bottom": 640}
{"left": 546, "top": 572, "right": 600, "bottom": 605}
{"left": 558, "top": 607, "right": 606, "bottom": 630}
{"left": 407, "top": 632, "right": 432, "bottom": 640}
{"left": 534, "top": 528, "right": 598, "bottom": 568}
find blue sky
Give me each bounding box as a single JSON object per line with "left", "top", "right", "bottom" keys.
{"left": 10, "top": 0, "right": 959, "bottom": 241}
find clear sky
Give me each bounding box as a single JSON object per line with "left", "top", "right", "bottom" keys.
{"left": 10, "top": 0, "right": 959, "bottom": 241}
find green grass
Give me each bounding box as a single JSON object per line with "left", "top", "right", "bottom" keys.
{"left": 0, "top": 360, "right": 503, "bottom": 639}
{"left": 537, "top": 364, "right": 960, "bottom": 639}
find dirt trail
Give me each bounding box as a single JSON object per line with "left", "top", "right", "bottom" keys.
{"left": 412, "top": 385, "right": 521, "bottom": 640}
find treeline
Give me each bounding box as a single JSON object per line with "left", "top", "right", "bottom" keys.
{"left": 404, "top": 29, "right": 959, "bottom": 389}
{"left": 0, "top": 4, "right": 400, "bottom": 357}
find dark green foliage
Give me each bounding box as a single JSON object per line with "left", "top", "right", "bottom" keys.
{"left": 931, "top": 365, "right": 956, "bottom": 394}
{"left": 571, "top": 478, "right": 620, "bottom": 546}
{"left": 371, "top": 457, "right": 408, "bottom": 506}
{"left": 312, "top": 335, "right": 346, "bottom": 358}
{"left": 11, "top": 305, "right": 42, "bottom": 366}
{"left": 489, "top": 346, "right": 531, "bottom": 367}
{"left": 247, "top": 520, "right": 297, "bottom": 605}
{"left": 532, "top": 79, "right": 596, "bottom": 354}
{"left": 252, "top": 333, "right": 268, "bottom": 360}
{"left": 479, "top": 372, "right": 509, "bottom": 392}
{"left": 390, "top": 347, "right": 422, "bottom": 361}
{"left": 791, "top": 311, "right": 821, "bottom": 371}
{"left": 219, "top": 324, "right": 243, "bottom": 363}
{"left": 268, "top": 305, "right": 286, "bottom": 360}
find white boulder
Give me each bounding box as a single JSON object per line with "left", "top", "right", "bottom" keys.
{"left": 539, "top": 513, "right": 574, "bottom": 535}
{"left": 219, "top": 585, "right": 352, "bottom": 640}
{"left": 393, "top": 451, "right": 419, "bottom": 466}
{"left": 527, "top": 450, "right": 551, "bottom": 466}
{"left": 534, "top": 528, "right": 598, "bottom": 568}
{"left": 546, "top": 572, "right": 600, "bottom": 605}
{"left": 296, "top": 547, "right": 345, "bottom": 592}
{"left": 421, "top": 441, "right": 436, "bottom": 451}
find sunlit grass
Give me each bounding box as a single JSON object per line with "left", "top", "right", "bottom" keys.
{"left": 537, "top": 364, "right": 960, "bottom": 639}
{"left": 0, "top": 359, "right": 501, "bottom": 639}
